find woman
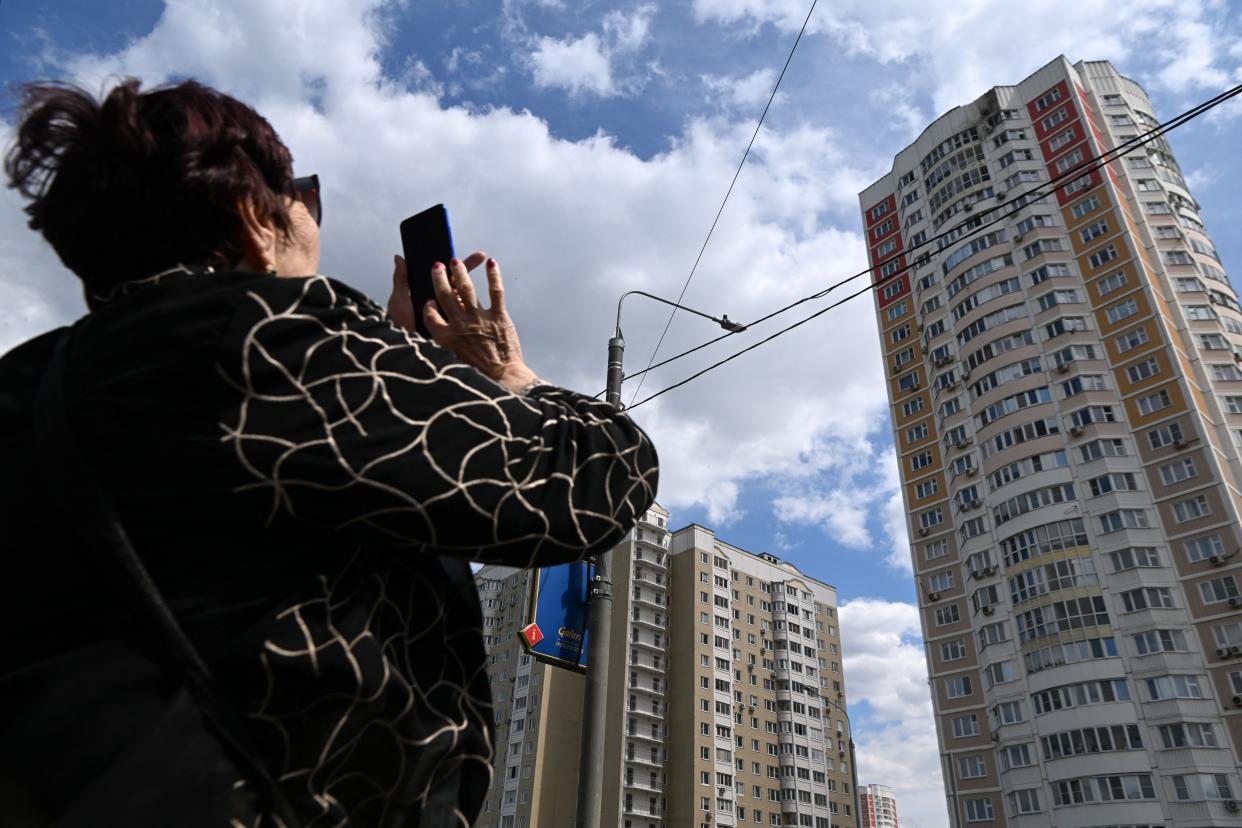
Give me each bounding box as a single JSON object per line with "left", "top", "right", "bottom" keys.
{"left": 0, "top": 78, "right": 657, "bottom": 826}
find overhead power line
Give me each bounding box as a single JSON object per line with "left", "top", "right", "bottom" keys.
{"left": 621, "top": 81, "right": 1242, "bottom": 411}
{"left": 625, "top": 0, "right": 819, "bottom": 407}
{"left": 602, "top": 84, "right": 1240, "bottom": 399}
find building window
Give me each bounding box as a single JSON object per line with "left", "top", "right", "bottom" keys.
{"left": 951, "top": 714, "right": 979, "bottom": 738}
{"left": 1172, "top": 774, "right": 1234, "bottom": 801}
{"left": 1172, "top": 494, "right": 1210, "bottom": 523}
{"left": 1145, "top": 674, "right": 1204, "bottom": 700}
{"left": 963, "top": 797, "right": 994, "bottom": 822}
{"left": 946, "top": 676, "right": 973, "bottom": 698}
{"left": 1199, "top": 576, "right": 1239, "bottom": 605}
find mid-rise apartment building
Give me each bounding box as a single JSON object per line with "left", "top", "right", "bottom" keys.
{"left": 859, "top": 783, "right": 899, "bottom": 828}
{"left": 861, "top": 56, "right": 1242, "bottom": 826}
{"left": 474, "top": 505, "right": 858, "bottom": 828}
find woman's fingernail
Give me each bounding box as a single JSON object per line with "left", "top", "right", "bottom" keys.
{"left": 450, "top": 258, "right": 460, "bottom": 267}
{"left": 487, "top": 257, "right": 497, "bottom": 267}
{"left": 433, "top": 262, "right": 444, "bottom": 271}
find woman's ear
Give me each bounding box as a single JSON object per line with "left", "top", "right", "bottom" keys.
{"left": 235, "top": 197, "right": 278, "bottom": 272}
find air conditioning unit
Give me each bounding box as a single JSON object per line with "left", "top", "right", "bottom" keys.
{"left": 918, "top": 527, "right": 929, "bottom": 537}
{"left": 1231, "top": 645, "right": 1242, "bottom": 656}
{"left": 982, "top": 606, "right": 995, "bottom": 616}
{"left": 1070, "top": 425, "right": 1084, "bottom": 436}
{"left": 927, "top": 591, "right": 942, "bottom": 601}
{"left": 967, "top": 467, "right": 978, "bottom": 477}
{"left": 1229, "top": 597, "right": 1240, "bottom": 608}
{"left": 952, "top": 440, "right": 966, "bottom": 451}
{"left": 1218, "top": 647, "right": 1230, "bottom": 658}
{"left": 1014, "top": 232, "right": 1024, "bottom": 242}
{"left": 1056, "top": 362, "right": 1070, "bottom": 374}
{"left": 964, "top": 201, "right": 974, "bottom": 212}
{"left": 995, "top": 189, "right": 1007, "bottom": 200}
{"left": 990, "top": 732, "right": 1000, "bottom": 742}
{"left": 1234, "top": 694, "right": 1242, "bottom": 707}
{"left": 935, "top": 355, "right": 951, "bottom": 367}
{"left": 1173, "top": 439, "right": 1188, "bottom": 449}
{"left": 1210, "top": 554, "right": 1225, "bottom": 566}
{"left": 983, "top": 566, "right": 996, "bottom": 576}
{"left": 1228, "top": 800, "right": 1240, "bottom": 813}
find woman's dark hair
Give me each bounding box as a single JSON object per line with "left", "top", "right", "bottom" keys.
{"left": 4, "top": 78, "right": 295, "bottom": 295}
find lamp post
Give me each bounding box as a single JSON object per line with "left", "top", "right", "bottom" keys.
{"left": 574, "top": 292, "right": 746, "bottom": 828}
{"left": 824, "top": 696, "right": 862, "bottom": 828}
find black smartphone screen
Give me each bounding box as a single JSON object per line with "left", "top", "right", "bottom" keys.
{"left": 399, "top": 204, "right": 456, "bottom": 339}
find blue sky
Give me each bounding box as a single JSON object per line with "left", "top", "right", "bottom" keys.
{"left": 3, "top": 1, "right": 1241, "bottom": 824}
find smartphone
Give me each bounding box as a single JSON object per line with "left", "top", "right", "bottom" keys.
{"left": 399, "top": 204, "right": 456, "bottom": 339}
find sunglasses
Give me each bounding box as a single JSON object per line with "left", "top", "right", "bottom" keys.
{"left": 293, "top": 174, "right": 322, "bottom": 226}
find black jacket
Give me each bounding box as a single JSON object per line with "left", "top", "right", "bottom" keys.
{"left": 0, "top": 269, "right": 658, "bottom": 826}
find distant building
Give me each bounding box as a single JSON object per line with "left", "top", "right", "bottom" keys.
{"left": 859, "top": 783, "right": 898, "bottom": 828}
{"left": 861, "top": 55, "right": 1242, "bottom": 826}
{"left": 473, "top": 504, "right": 859, "bottom": 827}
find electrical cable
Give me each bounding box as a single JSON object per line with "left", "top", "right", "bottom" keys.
{"left": 624, "top": 0, "right": 819, "bottom": 407}
{"left": 599, "top": 87, "right": 1234, "bottom": 399}
{"left": 608, "top": 81, "right": 1242, "bottom": 394}
{"left": 621, "top": 81, "right": 1242, "bottom": 410}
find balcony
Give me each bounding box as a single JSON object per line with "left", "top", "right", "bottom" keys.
{"left": 634, "top": 533, "right": 670, "bottom": 552}
{"left": 626, "top": 728, "right": 663, "bottom": 743}
{"left": 631, "top": 615, "right": 665, "bottom": 632}
{"left": 630, "top": 656, "right": 666, "bottom": 673}
{"left": 625, "top": 752, "right": 664, "bottom": 768}
{"left": 621, "top": 804, "right": 664, "bottom": 820}
{"left": 633, "top": 571, "right": 666, "bottom": 589}
{"left": 630, "top": 636, "right": 666, "bottom": 653}
{"left": 633, "top": 592, "right": 665, "bottom": 610}
{"left": 627, "top": 705, "right": 665, "bottom": 721}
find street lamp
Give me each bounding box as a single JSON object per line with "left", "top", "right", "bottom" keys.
{"left": 824, "top": 696, "right": 862, "bottom": 828}
{"left": 604, "top": 290, "right": 748, "bottom": 408}
{"left": 575, "top": 291, "right": 747, "bottom": 828}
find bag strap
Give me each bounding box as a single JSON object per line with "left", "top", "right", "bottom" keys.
{"left": 32, "top": 329, "right": 302, "bottom": 828}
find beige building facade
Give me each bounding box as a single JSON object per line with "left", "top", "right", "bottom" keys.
{"left": 861, "top": 56, "right": 1242, "bottom": 827}
{"left": 474, "top": 505, "right": 858, "bottom": 828}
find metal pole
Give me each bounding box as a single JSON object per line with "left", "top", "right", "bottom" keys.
{"left": 827, "top": 697, "right": 862, "bottom": 827}
{"left": 574, "top": 333, "right": 626, "bottom": 828}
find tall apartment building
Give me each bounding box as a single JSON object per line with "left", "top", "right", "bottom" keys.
{"left": 859, "top": 783, "right": 899, "bottom": 828}
{"left": 473, "top": 505, "right": 859, "bottom": 828}
{"left": 861, "top": 55, "right": 1242, "bottom": 827}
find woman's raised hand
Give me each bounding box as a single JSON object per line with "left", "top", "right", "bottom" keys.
{"left": 388, "top": 253, "right": 538, "bottom": 394}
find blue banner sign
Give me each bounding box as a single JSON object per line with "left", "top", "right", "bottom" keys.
{"left": 520, "top": 560, "right": 593, "bottom": 672}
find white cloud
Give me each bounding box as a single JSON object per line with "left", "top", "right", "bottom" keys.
{"left": 691, "top": 0, "right": 1242, "bottom": 117}
{"left": 701, "top": 67, "right": 778, "bottom": 111}
{"left": 840, "top": 598, "right": 946, "bottom": 828}
{"left": 603, "top": 4, "right": 656, "bottom": 53}
{"left": 527, "top": 5, "right": 658, "bottom": 97}
{"left": 530, "top": 32, "right": 615, "bottom": 96}
{"left": 869, "top": 82, "right": 925, "bottom": 140}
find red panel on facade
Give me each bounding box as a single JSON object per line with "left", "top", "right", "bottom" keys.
{"left": 863, "top": 193, "right": 897, "bottom": 229}
{"left": 1054, "top": 167, "right": 1102, "bottom": 206}
{"left": 1042, "top": 137, "right": 1091, "bottom": 181}
{"left": 870, "top": 228, "right": 903, "bottom": 263}
{"left": 1038, "top": 121, "right": 1084, "bottom": 162}
{"left": 1027, "top": 80, "right": 1075, "bottom": 141}
{"left": 876, "top": 272, "right": 910, "bottom": 308}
